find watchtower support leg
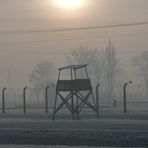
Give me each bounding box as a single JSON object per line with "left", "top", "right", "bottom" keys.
{"left": 52, "top": 92, "right": 73, "bottom": 119}
{"left": 76, "top": 95, "right": 79, "bottom": 120}
{"left": 77, "top": 91, "right": 98, "bottom": 114}
{"left": 52, "top": 93, "right": 58, "bottom": 120}
{"left": 71, "top": 93, "right": 74, "bottom": 119}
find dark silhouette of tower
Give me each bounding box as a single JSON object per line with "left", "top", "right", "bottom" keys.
{"left": 52, "top": 64, "right": 99, "bottom": 120}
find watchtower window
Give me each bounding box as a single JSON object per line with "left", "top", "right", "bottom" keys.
{"left": 56, "top": 79, "right": 92, "bottom": 92}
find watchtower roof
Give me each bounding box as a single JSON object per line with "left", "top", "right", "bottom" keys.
{"left": 59, "top": 64, "right": 87, "bottom": 70}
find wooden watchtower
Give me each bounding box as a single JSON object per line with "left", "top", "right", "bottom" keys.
{"left": 52, "top": 64, "right": 99, "bottom": 119}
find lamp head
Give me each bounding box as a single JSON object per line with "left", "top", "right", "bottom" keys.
{"left": 128, "top": 81, "right": 132, "bottom": 84}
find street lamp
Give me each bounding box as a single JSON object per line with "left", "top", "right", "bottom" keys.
{"left": 23, "top": 87, "right": 27, "bottom": 114}
{"left": 96, "top": 83, "right": 100, "bottom": 118}
{"left": 45, "top": 83, "right": 55, "bottom": 114}
{"left": 2, "top": 88, "right": 7, "bottom": 114}
{"left": 123, "top": 81, "right": 132, "bottom": 113}
{"left": 45, "top": 86, "right": 50, "bottom": 114}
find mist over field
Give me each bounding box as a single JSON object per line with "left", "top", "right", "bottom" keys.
{"left": 0, "top": 0, "right": 148, "bottom": 147}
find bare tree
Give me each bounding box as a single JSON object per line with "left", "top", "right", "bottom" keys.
{"left": 67, "top": 46, "right": 105, "bottom": 87}
{"left": 67, "top": 43, "right": 119, "bottom": 106}
{"left": 29, "top": 61, "right": 56, "bottom": 104}
{"left": 105, "top": 40, "right": 118, "bottom": 106}
{"left": 133, "top": 51, "right": 148, "bottom": 93}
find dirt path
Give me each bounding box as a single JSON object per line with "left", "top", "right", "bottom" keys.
{"left": 0, "top": 118, "right": 148, "bottom": 131}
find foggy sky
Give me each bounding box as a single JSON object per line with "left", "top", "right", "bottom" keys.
{"left": 0, "top": 0, "right": 148, "bottom": 88}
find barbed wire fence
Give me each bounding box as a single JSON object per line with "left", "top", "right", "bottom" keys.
{"left": 0, "top": 83, "right": 148, "bottom": 115}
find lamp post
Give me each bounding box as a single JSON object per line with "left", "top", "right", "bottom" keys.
{"left": 23, "top": 87, "right": 27, "bottom": 114}
{"left": 45, "top": 86, "right": 50, "bottom": 114}
{"left": 96, "top": 83, "right": 100, "bottom": 118}
{"left": 2, "top": 88, "right": 6, "bottom": 114}
{"left": 123, "top": 81, "right": 132, "bottom": 113}
{"left": 45, "top": 83, "right": 55, "bottom": 114}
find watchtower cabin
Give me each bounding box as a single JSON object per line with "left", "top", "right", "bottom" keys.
{"left": 52, "top": 64, "right": 99, "bottom": 119}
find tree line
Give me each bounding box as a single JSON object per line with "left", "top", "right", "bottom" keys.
{"left": 29, "top": 40, "right": 148, "bottom": 106}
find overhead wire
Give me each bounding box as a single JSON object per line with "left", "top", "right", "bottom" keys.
{"left": 0, "top": 21, "right": 148, "bottom": 34}
{"left": 0, "top": 31, "right": 148, "bottom": 44}
{"left": 0, "top": 20, "right": 148, "bottom": 55}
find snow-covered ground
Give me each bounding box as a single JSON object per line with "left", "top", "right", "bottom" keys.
{"left": 0, "top": 146, "right": 139, "bottom": 148}
{"left": 0, "top": 146, "right": 99, "bottom": 148}
{"left": 0, "top": 109, "right": 147, "bottom": 147}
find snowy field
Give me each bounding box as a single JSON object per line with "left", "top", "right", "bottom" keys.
{"left": 0, "top": 146, "right": 116, "bottom": 148}
{"left": 0, "top": 105, "right": 148, "bottom": 147}
{"left": 0, "top": 146, "right": 99, "bottom": 148}
{"left": 0, "top": 146, "right": 141, "bottom": 148}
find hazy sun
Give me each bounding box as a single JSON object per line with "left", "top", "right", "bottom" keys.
{"left": 54, "top": 0, "right": 84, "bottom": 8}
